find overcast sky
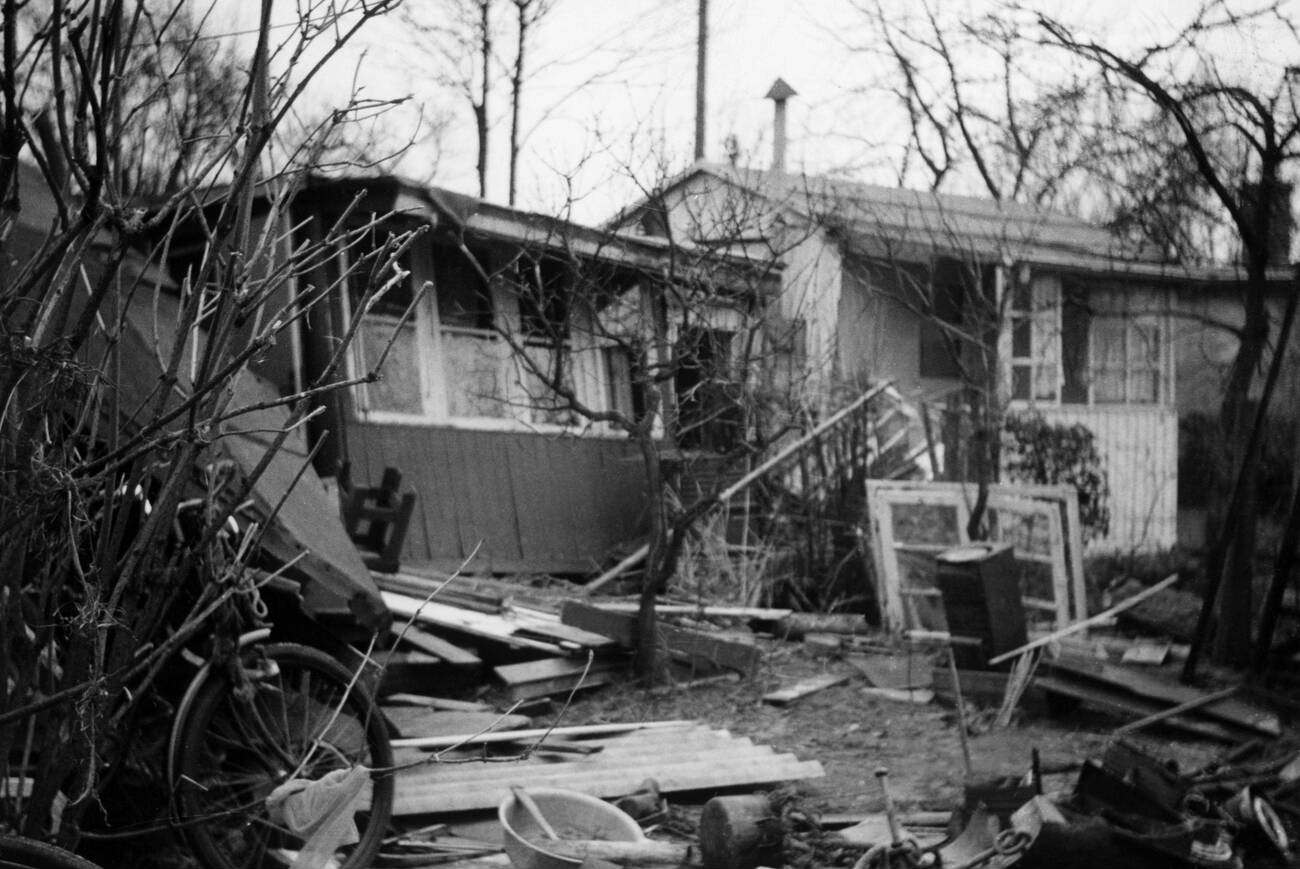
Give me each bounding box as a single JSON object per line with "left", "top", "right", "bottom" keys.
{"left": 227, "top": 0, "right": 1298, "bottom": 224}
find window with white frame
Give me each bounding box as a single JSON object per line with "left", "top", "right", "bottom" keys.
{"left": 1007, "top": 272, "right": 1060, "bottom": 403}
{"left": 1086, "top": 288, "right": 1166, "bottom": 405}
{"left": 1008, "top": 274, "right": 1170, "bottom": 408}
{"left": 347, "top": 235, "right": 628, "bottom": 430}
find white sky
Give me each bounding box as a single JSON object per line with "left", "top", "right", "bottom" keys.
{"left": 220, "top": 0, "right": 1299, "bottom": 224}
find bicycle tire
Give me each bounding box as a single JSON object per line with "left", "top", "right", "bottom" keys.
{"left": 172, "top": 642, "right": 394, "bottom": 869}
{"left": 0, "top": 835, "right": 102, "bottom": 869}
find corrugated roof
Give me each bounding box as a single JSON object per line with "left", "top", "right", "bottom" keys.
{"left": 687, "top": 162, "right": 1153, "bottom": 266}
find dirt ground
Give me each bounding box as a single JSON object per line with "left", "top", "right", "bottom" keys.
{"left": 529, "top": 634, "right": 1223, "bottom": 817}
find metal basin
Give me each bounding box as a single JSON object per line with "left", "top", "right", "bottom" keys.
{"left": 499, "top": 787, "right": 646, "bottom": 869}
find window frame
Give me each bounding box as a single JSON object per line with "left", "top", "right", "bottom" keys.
{"left": 344, "top": 236, "right": 630, "bottom": 435}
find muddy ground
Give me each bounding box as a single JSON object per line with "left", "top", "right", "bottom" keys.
{"left": 527, "top": 634, "right": 1222, "bottom": 817}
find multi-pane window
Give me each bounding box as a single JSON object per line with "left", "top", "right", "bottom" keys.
{"left": 1089, "top": 290, "right": 1164, "bottom": 405}
{"left": 1007, "top": 273, "right": 1059, "bottom": 402}
{"left": 348, "top": 235, "right": 629, "bottom": 429}
{"left": 1008, "top": 275, "right": 1168, "bottom": 407}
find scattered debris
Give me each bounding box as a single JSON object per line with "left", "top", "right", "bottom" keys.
{"left": 560, "top": 602, "right": 762, "bottom": 677}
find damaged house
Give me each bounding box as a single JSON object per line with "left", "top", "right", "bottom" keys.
{"left": 201, "top": 175, "right": 783, "bottom": 575}
{"left": 612, "top": 159, "right": 1297, "bottom": 554}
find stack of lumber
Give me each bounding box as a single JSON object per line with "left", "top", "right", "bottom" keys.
{"left": 378, "top": 569, "right": 616, "bottom": 659}
{"left": 388, "top": 721, "right": 824, "bottom": 815}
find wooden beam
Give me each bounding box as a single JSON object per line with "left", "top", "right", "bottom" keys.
{"left": 560, "top": 602, "right": 762, "bottom": 676}
{"left": 987, "top": 574, "right": 1181, "bottom": 666}
{"left": 1113, "top": 686, "right": 1240, "bottom": 737}
{"left": 583, "top": 383, "right": 890, "bottom": 594}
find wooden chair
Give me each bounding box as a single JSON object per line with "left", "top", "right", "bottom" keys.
{"left": 338, "top": 463, "right": 417, "bottom": 574}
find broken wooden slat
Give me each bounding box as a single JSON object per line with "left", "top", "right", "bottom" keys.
{"left": 509, "top": 606, "right": 620, "bottom": 648}
{"left": 987, "top": 574, "right": 1181, "bottom": 665}
{"left": 560, "top": 601, "right": 762, "bottom": 676}
{"left": 1044, "top": 655, "right": 1280, "bottom": 737}
{"left": 588, "top": 602, "right": 793, "bottom": 620}
{"left": 382, "top": 592, "right": 567, "bottom": 654}
{"left": 761, "top": 673, "right": 851, "bottom": 706}
{"left": 861, "top": 686, "right": 934, "bottom": 704}
{"left": 1033, "top": 674, "right": 1243, "bottom": 743}
{"left": 383, "top": 694, "right": 492, "bottom": 712}
{"left": 493, "top": 656, "right": 625, "bottom": 701}
{"left": 394, "top": 624, "right": 482, "bottom": 666}
{"left": 1113, "top": 686, "right": 1240, "bottom": 737}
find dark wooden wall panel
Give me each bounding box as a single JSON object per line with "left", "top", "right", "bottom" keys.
{"left": 347, "top": 422, "right": 647, "bottom": 574}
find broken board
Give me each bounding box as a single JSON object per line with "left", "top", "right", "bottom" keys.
{"left": 395, "top": 624, "right": 482, "bottom": 666}
{"left": 1044, "top": 656, "right": 1280, "bottom": 737}
{"left": 493, "top": 655, "right": 626, "bottom": 701}
{"left": 762, "top": 673, "right": 851, "bottom": 706}
{"left": 560, "top": 602, "right": 762, "bottom": 676}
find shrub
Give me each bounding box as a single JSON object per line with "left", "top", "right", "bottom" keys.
{"left": 1003, "top": 412, "right": 1110, "bottom": 541}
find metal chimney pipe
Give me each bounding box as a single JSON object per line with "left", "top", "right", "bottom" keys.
{"left": 765, "top": 78, "right": 797, "bottom": 173}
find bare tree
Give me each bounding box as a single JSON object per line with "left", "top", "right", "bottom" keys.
{"left": 507, "top": 0, "right": 554, "bottom": 205}
{"left": 0, "top": 0, "right": 413, "bottom": 845}
{"left": 1040, "top": 1, "right": 1300, "bottom": 669}
{"left": 837, "top": 0, "right": 1095, "bottom": 538}
{"left": 440, "top": 168, "right": 818, "bottom": 678}
{"left": 401, "top": 0, "right": 496, "bottom": 196}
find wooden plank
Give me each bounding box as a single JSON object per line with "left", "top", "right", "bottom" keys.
{"left": 394, "top": 624, "right": 482, "bottom": 666}
{"left": 559, "top": 602, "right": 762, "bottom": 676}
{"left": 507, "top": 609, "right": 619, "bottom": 649}
{"left": 762, "top": 673, "right": 851, "bottom": 706}
{"left": 1063, "top": 489, "right": 1087, "bottom": 624}
{"left": 987, "top": 574, "right": 1181, "bottom": 665}
{"left": 383, "top": 694, "right": 492, "bottom": 712}
{"left": 391, "top": 719, "right": 696, "bottom": 750}
{"left": 1033, "top": 675, "right": 1242, "bottom": 743}
{"left": 493, "top": 656, "right": 625, "bottom": 700}
{"left": 587, "top": 602, "right": 793, "bottom": 620}
{"left": 1045, "top": 656, "right": 1280, "bottom": 736}
{"left": 381, "top": 708, "right": 531, "bottom": 739}
{"left": 382, "top": 592, "right": 567, "bottom": 654}
{"left": 408, "top": 743, "right": 775, "bottom": 784}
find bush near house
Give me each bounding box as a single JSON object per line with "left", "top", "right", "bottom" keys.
{"left": 1002, "top": 411, "right": 1110, "bottom": 542}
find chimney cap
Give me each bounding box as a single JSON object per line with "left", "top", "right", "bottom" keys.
{"left": 765, "top": 78, "right": 797, "bottom": 101}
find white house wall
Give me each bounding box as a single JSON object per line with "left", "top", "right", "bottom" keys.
{"left": 1034, "top": 404, "right": 1179, "bottom": 552}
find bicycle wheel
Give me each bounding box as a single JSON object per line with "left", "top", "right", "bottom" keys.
{"left": 0, "top": 835, "right": 102, "bottom": 869}
{"left": 172, "top": 643, "right": 394, "bottom": 869}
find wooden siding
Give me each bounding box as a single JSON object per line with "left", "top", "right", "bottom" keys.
{"left": 1036, "top": 405, "right": 1178, "bottom": 552}
{"left": 347, "top": 422, "right": 647, "bottom": 574}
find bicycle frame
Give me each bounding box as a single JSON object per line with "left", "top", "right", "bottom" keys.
{"left": 164, "top": 626, "right": 273, "bottom": 792}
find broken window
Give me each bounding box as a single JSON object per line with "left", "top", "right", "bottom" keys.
{"left": 919, "top": 270, "right": 966, "bottom": 380}
{"left": 347, "top": 222, "right": 427, "bottom": 416}
{"left": 675, "top": 326, "right": 741, "bottom": 450}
